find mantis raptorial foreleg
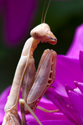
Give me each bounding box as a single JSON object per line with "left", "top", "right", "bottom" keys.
{"left": 2, "top": 23, "right": 57, "bottom": 125}
{"left": 20, "top": 48, "right": 57, "bottom": 125}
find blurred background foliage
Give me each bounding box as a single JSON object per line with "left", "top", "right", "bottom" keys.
{"left": 0, "top": 0, "right": 83, "bottom": 93}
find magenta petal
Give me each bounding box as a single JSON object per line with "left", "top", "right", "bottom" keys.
{"left": 65, "top": 84, "right": 74, "bottom": 96}
{"left": 68, "top": 90, "right": 83, "bottom": 119}
{"left": 35, "top": 97, "right": 66, "bottom": 121}
{"left": 46, "top": 89, "right": 79, "bottom": 124}
{"left": 27, "top": 120, "right": 76, "bottom": 125}
{"left": 53, "top": 55, "right": 83, "bottom": 97}
{"left": 38, "top": 97, "right": 57, "bottom": 110}
{"left": 0, "top": 86, "right": 11, "bottom": 111}
{"left": 67, "top": 24, "right": 83, "bottom": 59}
{"left": 35, "top": 108, "right": 67, "bottom": 122}
{"left": 75, "top": 81, "right": 83, "bottom": 94}
{"left": 0, "top": 122, "right": 2, "bottom": 125}
{"left": 24, "top": 97, "right": 67, "bottom": 122}
{"left": 79, "top": 51, "right": 83, "bottom": 70}
{"left": 0, "top": 86, "right": 11, "bottom": 103}
{"left": 25, "top": 110, "right": 67, "bottom": 122}
{"left": 3, "top": 0, "right": 39, "bottom": 47}
{"left": 1, "top": 87, "right": 67, "bottom": 123}
{"left": 0, "top": 86, "right": 11, "bottom": 122}
{"left": 58, "top": 100, "right": 79, "bottom": 124}
{"left": 46, "top": 89, "right": 67, "bottom": 113}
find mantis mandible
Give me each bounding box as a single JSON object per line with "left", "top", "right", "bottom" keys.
{"left": 2, "top": 1, "right": 57, "bottom": 125}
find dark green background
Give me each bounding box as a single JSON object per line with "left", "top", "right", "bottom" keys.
{"left": 0, "top": 0, "right": 83, "bottom": 94}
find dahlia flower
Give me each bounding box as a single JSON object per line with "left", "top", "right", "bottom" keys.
{"left": 46, "top": 24, "right": 83, "bottom": 125}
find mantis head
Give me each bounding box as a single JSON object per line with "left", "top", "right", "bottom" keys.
{"left": 30, "top": 23, "right": 57, "bottom": 45}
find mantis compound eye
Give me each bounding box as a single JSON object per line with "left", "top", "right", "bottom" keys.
{"left": 34, "top": 32, "right": 38, "bottom": 37}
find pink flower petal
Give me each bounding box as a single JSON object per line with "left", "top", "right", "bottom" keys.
{"left": 46, "top": 88, "right": 79, "bottom": 124}
{"left": 53, "top": 55, "right": 83, "bottom": 97}
{"left": 27, "top": 120, "right": 76, "bottom": 125}
{"left": 68, "top": 90, "right": 83, "bottom": 118}
{"left": 75, "top": 81, "right": 83, "bottom": 94}
{"left": 3, "top": 0, "right": 39, "bottom": 47}
{"left": 79, "top": 51, "right": 83, "bottom": 70}
{"left": 67, "top": 24, "right": 83, "bottom": 59}
{"left": 1, "top": 87, "right": 67, "bottom": 124}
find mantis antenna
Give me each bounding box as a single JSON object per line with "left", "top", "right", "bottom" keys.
{"left": 41, "top": 0, "right": 51, "bottom": 23}
{"left": 41, "top": 0, "right": 47, "bottom": 23}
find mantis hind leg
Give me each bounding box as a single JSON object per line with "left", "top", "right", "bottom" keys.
{"left": 19, "top": 99, "right": 42, "bottom": 125}
{"left": 19, "top": 100, "right": 26, "bottom": 125}
{"left": 37, "top": 106, "right": 59, "bottom": 113}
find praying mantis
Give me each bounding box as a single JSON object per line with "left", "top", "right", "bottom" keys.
{"left": 2, "top": 1, "right": 57, "bottom": 125}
